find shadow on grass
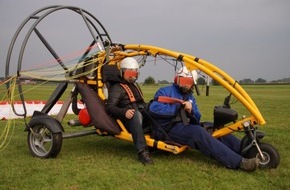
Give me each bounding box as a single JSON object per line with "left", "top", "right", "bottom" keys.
{"left": 59, "top": 133, "right": 215, "bottom": 167}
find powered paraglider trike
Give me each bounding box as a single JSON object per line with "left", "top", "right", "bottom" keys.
{"left": 4, "top": 5, "right": 279, "bottom": 169}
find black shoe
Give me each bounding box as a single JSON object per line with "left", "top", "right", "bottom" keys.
{"left": 138, "top": 150, "right": 154, "bottom": 165}
{"left": 239, "top": 158, "right": 260, "bottom": 172}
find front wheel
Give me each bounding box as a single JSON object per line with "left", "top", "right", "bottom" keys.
{"left": 245, "top": 143, "right": 280, "bottom": 169}
{"left": 27, "top": 124, "right": 63, "bottom": 158}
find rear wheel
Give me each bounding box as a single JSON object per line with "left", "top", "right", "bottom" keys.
{"left": 245, "top": 143, "right": 280, "bottom": 169}
{"left": 27, "top": 124, "right": 62, "bottom": 158}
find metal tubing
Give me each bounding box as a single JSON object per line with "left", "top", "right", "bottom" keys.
{"left": 34, "top": 28, "right": 68, "bottom": 71}
{"left": 62, "top": 129, "right": 97, "bottom": 139}
{"left": 123, "top": 44, "right": 266, "bottom": 125}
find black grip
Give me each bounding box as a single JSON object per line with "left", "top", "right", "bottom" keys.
{"left": 206, "top": 85, "right": 209, "bottom": 96}
{"left": 195, "top": 84, "right": 200, "bottom": 96}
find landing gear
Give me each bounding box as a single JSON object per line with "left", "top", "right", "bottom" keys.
{"left": 26, "top": 112, "right": 64, "bottom": 158}
{"left": 240, "top": 125, "right": 280, "bottom": 169}
{"left": 28, "top": 122, "right": 62, "bottom": 158}
{"left": 246, "top": 143, "right": 280, "bottom": 169}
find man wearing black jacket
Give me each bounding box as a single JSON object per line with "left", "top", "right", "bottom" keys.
{"left": 106, "top": 57, "right": 153, "bottom": 165}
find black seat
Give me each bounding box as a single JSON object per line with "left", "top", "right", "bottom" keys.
{"left": 101, "top": 64, "right": 121, "bottom": 89}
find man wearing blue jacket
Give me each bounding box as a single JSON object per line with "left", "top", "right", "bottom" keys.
{"left": 149, "top": 66, "right": 259, "bottom": 171}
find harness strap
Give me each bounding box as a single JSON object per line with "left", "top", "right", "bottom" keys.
{"left": 119, "top": 83, "right": 144, "bottom": 102}
{"left": 119, "top": 83, "right": 145, "bottom": 111}
{"left": 120, "top": 83, "right": 136, "bottom": 102}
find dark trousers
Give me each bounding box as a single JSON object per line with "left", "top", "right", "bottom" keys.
{"left": 162, "top": 122, "right": 243, "bottom": 169}
{"left": 125, "top": 111, "right": 147, "bottom": 153}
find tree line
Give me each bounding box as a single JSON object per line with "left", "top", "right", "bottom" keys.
{"left": 142, "top": 76, "right": 290, "bottom": 85}
{"left": 1, "top": 76, "right": 289, "bottom": 85}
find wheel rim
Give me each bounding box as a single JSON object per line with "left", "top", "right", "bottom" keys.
{"left": 29, "top": 125, "right": 53, "bottom": 157}
{"left": 256, "top": 151, "right": 271, "bottom": 167}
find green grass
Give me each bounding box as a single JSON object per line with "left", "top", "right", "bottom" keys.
{"left": 0, "top": 84, "right": 290, "bottom": 189}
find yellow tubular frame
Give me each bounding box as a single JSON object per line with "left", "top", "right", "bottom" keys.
{"left": 94, "top": 44, "right": 266, "bottom": 153}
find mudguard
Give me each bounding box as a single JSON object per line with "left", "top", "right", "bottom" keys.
{"left": 76, "top": 83, "right": 121, "bottom": 135}
{"left": 25, "top": 111, "right": 64, "bottom": 133}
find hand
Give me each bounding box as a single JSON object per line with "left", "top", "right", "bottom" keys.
{"left": 182, "top": 101, "right": 192, "bottom": 113}
{"left": 125, "top": 109, "right": 135, "bottom": 119}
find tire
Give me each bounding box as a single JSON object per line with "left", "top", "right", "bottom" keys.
{"left": 27, "top": 124, "right": 63, "bottom": 158}
{"left": 240, "top": 135, "right": 252, "bottom": 156}
{"left": 245, "top": 143, "right": 280, "bottom": 169}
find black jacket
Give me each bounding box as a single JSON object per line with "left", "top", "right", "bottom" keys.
{"left": 106, "top": 81, "right": 145, "bottom": 121}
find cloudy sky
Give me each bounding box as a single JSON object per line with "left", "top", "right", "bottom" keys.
{"left": 1, "top": 0, "right": 289, "bottom": 82}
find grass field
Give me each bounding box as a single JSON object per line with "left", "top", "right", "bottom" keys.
{"left": 0, "top": 84, "right": 290, "bottom": 189}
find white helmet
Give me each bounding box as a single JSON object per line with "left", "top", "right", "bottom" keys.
{"left": 176, "top": 66, "right": 192, "bottom": 78}
{"left": 120, "top": 57, "right": 139, "bottom": 70}
{"left": 176, "top": 66, "right": 198, "bottom": 81}
{"left": 175, "top": 66, "right": 195, "bottom": 93}
{"left": 120, "top": 57, "right": 139, "bottom": 82}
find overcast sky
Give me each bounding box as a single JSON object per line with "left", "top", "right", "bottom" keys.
{"left": 1, "top": 0, "right": 290, "bottom": 82}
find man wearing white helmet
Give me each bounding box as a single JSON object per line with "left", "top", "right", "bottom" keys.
{"left": 149, "top": 66, "right": 259, "bottom": 171}
{"left": 106, "top": 57, "right": 153, "bottom": 165}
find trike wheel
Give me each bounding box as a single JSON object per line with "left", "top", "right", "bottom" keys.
{"left": 27, "top": 124, "right": 62, "bottom": 158}
{"left": 245, "top": 143, "right": 280, "bottom": 169}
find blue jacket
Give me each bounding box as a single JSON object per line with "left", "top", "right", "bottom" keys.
{"left": 149, "top": 84, "right": 201, "bottom": 128}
